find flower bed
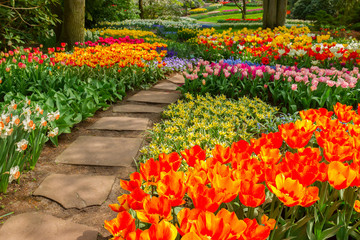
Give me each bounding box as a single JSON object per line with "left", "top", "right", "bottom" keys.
{"left": 106, "top": 102, "right": 360, "bottom": 239}
{"left": 194, "top": 26, "right": 360, "bottom": 69}
{"left": 179, "top": 59, "right": 360, "bottom": 113}
{"left": 221, "top": 17, "right": 262, "bottom": 22}
{"left": 140, "top": 93, "right": 289, "bottom": 161}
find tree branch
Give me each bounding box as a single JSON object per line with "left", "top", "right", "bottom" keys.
{"left": 0, "top": 3, "right": 40, "bottom": 10}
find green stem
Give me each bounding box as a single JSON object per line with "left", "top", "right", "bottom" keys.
{"left": 269, "top": 204, "right": 284, "bottom": 240}
{"left": 286, "top": 205, "right": 299, "bottom": 238}
{"left": 269, "top": 193, "right": 278, "bottom": 218}
{"left": 248, "top": 207, "right": 255, "bottom": 219}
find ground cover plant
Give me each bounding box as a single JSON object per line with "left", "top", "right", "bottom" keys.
{"left": 140, "top": 93, "right": 297, "bottom": 161}
{"left": 107, "top": 102, "right": 360, "bottom": 239}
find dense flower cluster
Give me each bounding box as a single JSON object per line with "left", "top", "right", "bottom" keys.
{"left": 189, "top": 8, "right": 207, "bottom": 14}
{"left": 92, "top": 28, "right": 157, "bottom": 38}
{"left": 195, "top": 26, "right": 360, "bottom": 68}
{"left": 54, "top": 42, "right": 167, "bottom": 68}
{"left": 224, "top": 18, "right": 262, "bottom": 22}
{"left": 76, "top": 36, "right": 145, "bottom": 47}
{"left": 107, "top": 102, "right": 360, "bottom": 239}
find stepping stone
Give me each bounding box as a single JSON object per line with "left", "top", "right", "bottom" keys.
{"left": 128, "top": 91, "right": 180, "bottom": 104}
{"left": 88, "top": 116, "right": 149, "bottom": 131}
{"left": 55, "top": 136, "right": 142, "bottom": 167}
{"left": 168, "top": 74, "right": 185, "bottom": 84}
{"left": 0, "top": 212, "right": 97, "bottom": 240}
{"left": 113, "top": 104, "right": 163, "bottom": 113}
{"left": 34, "top": 174, "right": 115, "bottom": 209}
{"left": 152, "top": 81, "right": 179, "bottom": 91}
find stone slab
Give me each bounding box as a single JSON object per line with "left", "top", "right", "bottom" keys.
{"left": 128, "top": 91, "right": 180, "bottom": 104}
{"left": 113, "top": 104, "right": 164, "bottom": 113}
{"left": 0, "top": 212, "right": 98, "bottom": 240}
{"left": 34, "top": 174, "right": 115, "bottom": 209}
{"left": 55, "top": 136, "right": 142, "bottom": 167}
{"left": 88, "top": 117, "right": 149, "bottom": 131}
{"left": 152, "top": 81, "right": 179, "bottom": 91}
{"left": 168, "top": 74, "right": 185, "bottom": 84}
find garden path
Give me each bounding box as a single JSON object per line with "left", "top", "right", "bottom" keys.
{"left": 0, "top": 75, "right": 184, "bottom": 240}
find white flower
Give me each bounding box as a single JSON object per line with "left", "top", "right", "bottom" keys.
{"left": 278, "top": 49, "right": 286, "bottom": 55}
{"left": 311, "top": 60, "right": 320, "bottom": 65}
{"left": 48, "top": 127, "right": 59, "bottom": 137}
{"left": 16, "top": 139, "right": 28, "bottom": 152}
{"left": 8, "top": 166, "right": 20, "bottom": 183}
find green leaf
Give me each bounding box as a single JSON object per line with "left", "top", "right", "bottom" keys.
{"left": 320, "top": 225, "right": 343, "bottom": 239}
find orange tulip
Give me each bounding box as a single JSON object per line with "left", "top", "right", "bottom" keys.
{"left": 136, "top": 195, "right": 172, "bottom": 224}
{"left": 259, "top": 147, "right": 281, "bottom": 165}
{"left": 127, "top": 229, "right": 143, "bottom": 240}
{"left": 158, "top": 152, "right": 181, "bottom": 172}
{"left": 300, "top": 186, "right": 319, "bottom": 207}
{"left": 216, "top": 209, "right": 247, "bottom": 238}
{"left": 181, "top": 232, "right": 202, "bottom": 240}
{"left": 140, "top": 158, "right": 160, "bottom": 186}
{"left": 268, "top": 174, "right": 306, "bottom": 207}
{"left": 157, "top": 170, "right": 186, "bottom": 207}
{"left": 208, "top": 162, "right": 241, "bottom": 203}
{"left": 188, "top": 183, "right": 224, "bottom": 212}
{"left": 278, "top": 120, "right": 317, "bottom": 149}
{"left": 315, "top": 128, "right": 349, "bottom": 148}
{"left": 261, "top": 215, "right": 277, "bottom": 230}
{"left": 232, "top": 157, "right": 264, "bottom": 183}
{"left": 240, "top": 218, "right": 271, "bottom": 240}
{"left": 299, "top": 108, "right": 333, "bottom": 122}
{"left": 193, "top": 211, "right": 231, "bottom": 240}
{"left": 140, "top": 220, "right": 177, "bottom": 240}
{"left": 316, "top": 115, "right": 346, "bottom": 132}
{"left": 109, "top": 195, "right": 130, "bottom": 213}
{"left": 120, "top": 172, "right": 142, "bottom": 192}
{"left": 177, "top": 208, "right": 202, "bottom": 236}
{"left": 327, "top": 161, "right": 356, "bottom": 190}
{"left": 251, "top": 132, "right": 283, "bottom": 154}
{"left": 212, "top": 144, "right": 232, "bottom": 164}
{"left": 239, "top": 180, "right": 266, "bottom": 208}
{"left": 181, "top": 145, "right": 206, "bottom": 167}
{"left": 104, "top": 211, "right": 135, "bottom": 240}
{"left": 323, "top": 140, "right": 354, "bottom": 162}
{"left": 333, "top": 102, "right": 355, "bottom": 123}
{"left": 354, "top": 200, "right": 360, "bottom": 213}
{"left": 231, "top": 140, "right": 253, "bottom": 155}
{"left": 127, "top": 187, "right": 149, "bottom": 210}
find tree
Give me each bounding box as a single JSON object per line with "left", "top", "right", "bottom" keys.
{"left": 263, "top": 0, "right": 287, "bottom": 29}
{"left": 139, "top": 0, "right": 144, "bottom": 18}
{"left": 232, "top": 0, "right": 247, "bottom": 20}
{"left": 60, "top": 0, "right": 85, "bottom": 45}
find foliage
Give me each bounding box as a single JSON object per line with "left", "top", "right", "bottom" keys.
{"left": 0, "top": 0, "right": 61, "bottom": 49}
{"left": 0, "top": 100, "right": 59, "bottom": 193}
{"left": 292, "top": 0, "right": 336, "bottom": 20}
{"left": 140, "top": 93, "right": 287, "bottom": 161}
{"left": 85, "top": 0, "right": 139, "bottom": 28}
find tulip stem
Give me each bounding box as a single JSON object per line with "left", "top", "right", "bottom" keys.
{"left": 248, "top": 207, "right": 255, "bottom": 219}
{"left": 269, "top": 194, "right": 278, "bottom": 218}
{"left": 286, "top": 205, "right": 299, "bottom": 238}
{"left": 269, "top": 204, "right": 284, "bottom": 240}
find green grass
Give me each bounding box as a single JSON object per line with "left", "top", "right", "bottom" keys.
{"left": 218, "top": 6, "right": 261, "bottom": 11}
{"left": 199, "top": 12, "right": 263, "bottom": 23}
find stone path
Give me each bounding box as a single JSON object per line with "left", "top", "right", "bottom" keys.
{"left": 0, "top": 74, "right": 185, "bottom": 239}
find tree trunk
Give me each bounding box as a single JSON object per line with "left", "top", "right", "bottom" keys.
{"left": 242, "top": 0, "right": 246, "bottom": 19}
{"left": 139, "top": 0, "right": 144, "bottom": 19}
{"left": 233, "top": 0, "right": 244, "bottom": 19}
{"left": 61, "top": 0, "right": 85, "bottom": 46}
{"left": 276, "top": 0, "right": 287, "bottom": 27}
{"left": 263, "top": 0, "right": 287, "bottom": 29}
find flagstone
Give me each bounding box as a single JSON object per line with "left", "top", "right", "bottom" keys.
{"left": 88, "top": 116, "right": 149, "bottom": 131}
{"left": 167, "top": 74, "right": 185, "bottom": 84}
{"left": 34, "top": 174, "right": 115, "bottom": 209}
{"left": 113, "top": 104, "right": 164, "bottom": 113}
{"left": 152, "top": 81, "right": 179, "bottom": 91}
{"left": 128, "top": 90, "right": 180, "bottom": 104}
{"left": 0, "top": 212, "right": 97, "bottom": 240}
{"left": 55, "top": 136, "right": 142, "bottom": 167}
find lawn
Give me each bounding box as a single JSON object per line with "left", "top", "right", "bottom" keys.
{"left": 200, "top": 12, "right": 263, "bottom": 23}
{"left": 217, "top": 5, "right": 261, "bottom": 11}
